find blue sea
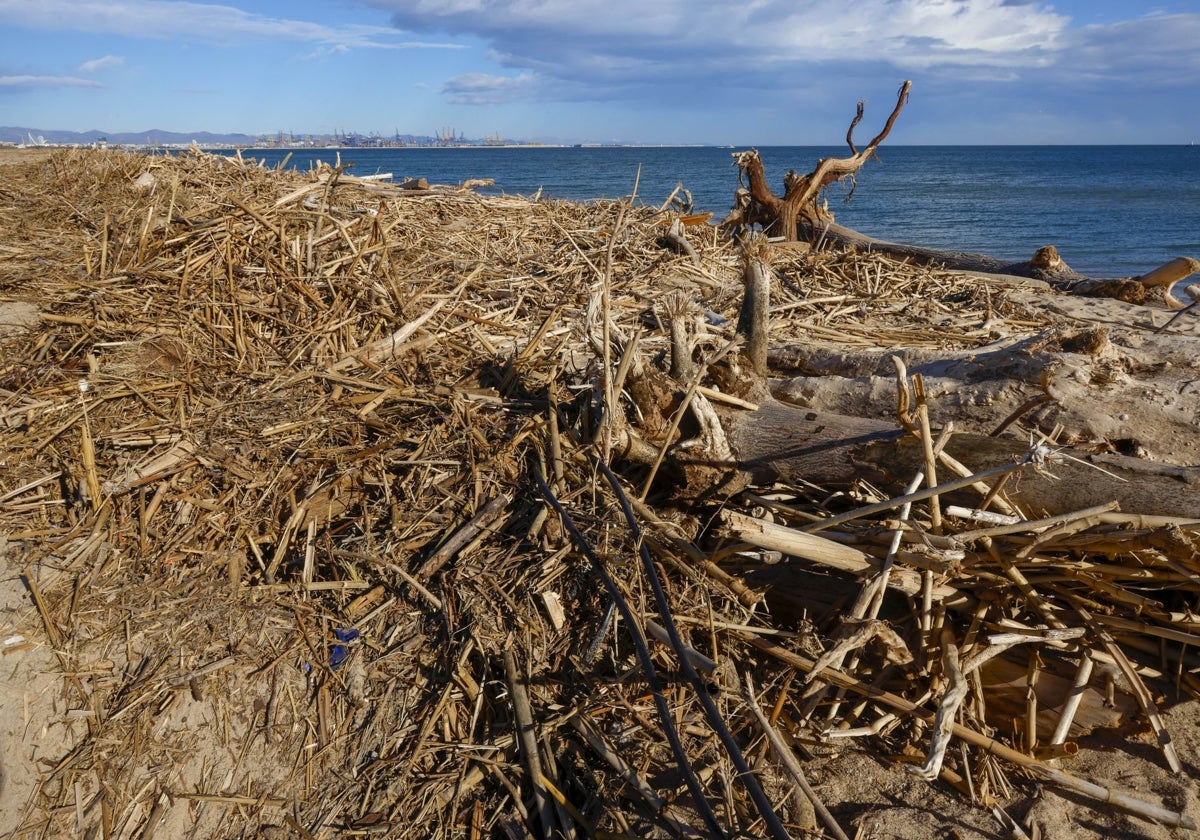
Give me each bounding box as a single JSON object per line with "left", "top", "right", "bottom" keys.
{"left": 221, "top": 145, "right": 1200, "bottom": 283}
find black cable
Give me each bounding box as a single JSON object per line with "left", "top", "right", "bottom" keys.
{"left": 532, "top": 469, "right": 728, "bottom": 840}
{"left": 596, "top": 459, "right": 793, "bottom": 840}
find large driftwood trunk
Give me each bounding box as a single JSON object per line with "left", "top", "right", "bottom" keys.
{"left": 624, "top": 240, "right": 1200, "bottom": 522}
{"left": 769, "top": 316, "right": 1200, "bottom": 467}
{"left": 722, "top": 80, "right": 1200, "bottom": 302}
{"left": 809, "top": 222, "right": 1200, "bottom": 301}
{"left": 715, "top": 397, "right": 1200, "bottom": 520}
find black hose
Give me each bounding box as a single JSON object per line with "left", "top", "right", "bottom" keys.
{"left": 596, "top": 459, "right": 793, "bottom": 840}
{"left": 533, "top": 469, "right": 727, "bottom": 840}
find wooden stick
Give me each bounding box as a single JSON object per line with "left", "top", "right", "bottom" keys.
{"left": 742, "top": 673, "right": 850, "bottom": 840}
{"left": 913, "top": 627, "right": 968, "bottom": 781}
{"left": 954, "top": 502, "right": 1119, "bottom": 542}
{"left": 644, "top": 618, "right": 716, "bottom": 674}
{"left": 718, "top": 508, "right": 966, "bottom": 606}
{"left": 913, "top": 375, "right": 942, "bottom": 532}
{"left": 800, "top": 460, "right": 1029, "bottom": 533}
{"left": 1138, "top": 256, "right": 1200, "bottom": 296}
{"left": 1076, "top": 608, "right": 1182, "bottom": 774}
{"left": 418, "top": 492, "right": 512, "bottom": 579}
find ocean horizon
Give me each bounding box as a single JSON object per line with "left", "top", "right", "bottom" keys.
{"left": 217, "top": 144, "right": 1200, "bottom": 285}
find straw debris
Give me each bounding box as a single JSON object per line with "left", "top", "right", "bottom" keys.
{"left": 1, "top": 147, "right": 1198, "bottom": 839}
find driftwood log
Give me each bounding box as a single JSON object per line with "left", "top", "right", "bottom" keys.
{"left": 716, "top": 397, "right": 1200, "bottom": 520}
{"left": 624, "top": 247, "right": 1200, "bottom": 521}
{"left": 724, "top": 82, "right": 911, "bottom": 245}
{"left": 720, "top": 80, "right": 1200, "bottom": 303}
{"left": 770, "top": 317, "right": 1200, "bottom": 467}
{"left": 813, "top": 225, "right": 1200, "bottom": 303}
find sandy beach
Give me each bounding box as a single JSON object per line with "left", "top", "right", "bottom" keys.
{"left": 2, "top": 146, "right": 1198, "bottom": 839}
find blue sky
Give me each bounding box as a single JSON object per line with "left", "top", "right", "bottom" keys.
{"left": 1, "top": 0, "right": 1198, "bottom": 144}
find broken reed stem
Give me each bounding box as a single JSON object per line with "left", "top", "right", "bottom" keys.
{"left": 744, "top": 635, "right": 1196, "bottom": 830}
{"left": 78, "top": 403, "right": 103, "bottom": 506}
{"left": 1076, "top": 608, "right": 1183, "bottom": 774}
{"left": 801, "top": 459, "right": 1028, "bottom": 533}
{"left": 568, "top": 716, "right": 664, "bottom": 811}
{"left": 599, "top": 202, "right": 628, "bottom": 463}
{"left": 935, "top": 449, "right": 1019, "bottom": 516}
{"left": 1046, "top": 657, "right": 1094, "bottom": 748}
{"left": 1025, "top": 650, "right": 1041, "bottom": 755}
{"left": 913, "top": 375, "right": 942, "bottom": 532}
{"left": 863, "top": 470, "right": 924, "bottom": 620}
{"left": 417, "top": 492, "right": 512, "bottom": 579}
{"left": 22, "top": 571, "right": 62, "bottom": 649}
{"left": 742, "top": 673, "right": 850, "bottom": 840}
{"left": 503, "top": 647, "right": 558, "bottom": 840}
{"left": 1049, "top": 654, "right": 1093, "bottom": 747}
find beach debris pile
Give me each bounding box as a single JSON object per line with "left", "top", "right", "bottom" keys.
{"left": 1, "top": 148, "right": 1198, "bottom": 838}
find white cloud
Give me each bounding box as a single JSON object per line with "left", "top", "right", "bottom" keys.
{"left": 358, "top": 0, "right": 1200, "bottom": 115}
{"left": 305, "top": 43, "right": 351, "bottom": 60}
{"left": 369, "top": 0, "right": 1070, "bottom": 74}
{"left": 0, "top": 74, "right": 103, "bottom": 88}
{"left": 78, "top": 54, "right": 124, "bottom": 73}
{"left": 1063, "top": 14, "right": 1200, "bottom": 86}
{"left": 0, "top": 0, "right": 462, "bottom": 49}
{"left": 442, "top": 72, "right": 534, "bottom": 105}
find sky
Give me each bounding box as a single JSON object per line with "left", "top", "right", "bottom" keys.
{"left": 1, "top": 0, "right": 1199, "bottom": 145}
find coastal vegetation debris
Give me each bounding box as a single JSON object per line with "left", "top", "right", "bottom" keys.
{"left": 0, "top": 143, "right": 1198, "bottom": 839}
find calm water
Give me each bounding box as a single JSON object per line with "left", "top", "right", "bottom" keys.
{"left": 221, "top": 145, "right": 1200, "bottom": 281}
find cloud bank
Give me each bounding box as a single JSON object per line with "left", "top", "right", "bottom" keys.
{"left": 360, "top": 0, "right": 1199, "bottom": 109}
{"left": 0, "top": 0, "right": 460, "bottom": 49}
{"left": 373, "top": 0, "right": 1068, "bottom": 89}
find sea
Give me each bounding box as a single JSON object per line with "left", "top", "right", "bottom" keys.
{"left": 218, "top": 145, "right": 1200, "bottom": 287}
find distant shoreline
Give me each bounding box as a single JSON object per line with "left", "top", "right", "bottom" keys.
{"left": 0, "top": 141, "right": 721, "bottom": 154}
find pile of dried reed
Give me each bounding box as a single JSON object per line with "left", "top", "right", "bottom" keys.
{"left": 0, "top": 148, "right": 1196, "bottom": 839}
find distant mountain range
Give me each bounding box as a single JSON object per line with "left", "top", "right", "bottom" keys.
{"left": 1, "top": 126, "right": 262, "bottom": 146}
{"left": 0, "top": 126, "right": 542, "bottom": 148}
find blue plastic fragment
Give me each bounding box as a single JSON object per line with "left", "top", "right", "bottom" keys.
{"left": 329, "top": 627, "right": 360, "bottom": 669}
